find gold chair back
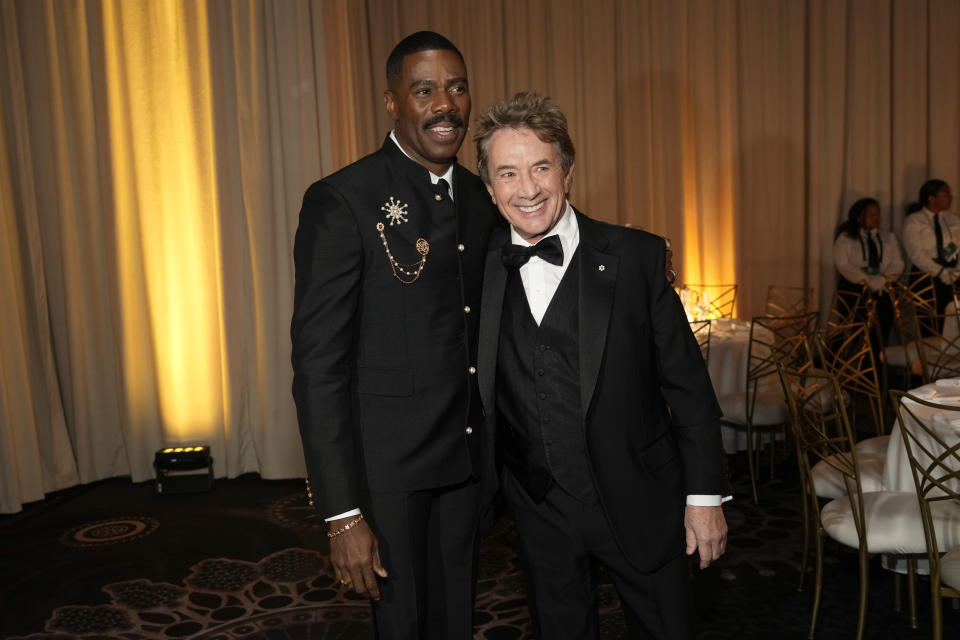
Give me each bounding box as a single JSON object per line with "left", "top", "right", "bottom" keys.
{"left": 765, "top": 284, "right": 814, "bottom": 317}
{"left": 827, "top": 284, "right": 877, "bottom": 332}
{"left": 888, "top": 271, "right": 938, "bottom": 345}
{"left": 890, "top": 392, "right": 960, "bottom": 639}
{"left": 780, "top": 366, "right": 874, "bottom": 638}
{"left": 688, "top": 319, "right": 711, "bottom": 363}
{"left": 815, "top": 322, "right": 885, "bottom": 437}
{"left": 747, "top": 312, "right": 818, "bottom": 388}
{"left": 681, "top": 283, "right": 737, "bottom": 319}
{"left": 779, "top": 367, "right": 866, "bottom": 529}
{"left": 914, "top": 311, "right": 960, "bottom": 383}
{"left": 731, "top": 312, "right": 816, "bottom": 504}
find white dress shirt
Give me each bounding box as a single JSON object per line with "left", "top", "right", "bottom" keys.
{"left": 390, "top": 130, "right": 454, "bottom": 198}
{"left": 510, "top": 202, "right": 579, "bottom": 324}
{"left": 832, "top": 229, "right": 904, "bottom": 291}
{"left": 509, "top": 204, "right": 723, "bottom": 507}
{"left": 902, "top": 207, "right": 960, "bottom": 284}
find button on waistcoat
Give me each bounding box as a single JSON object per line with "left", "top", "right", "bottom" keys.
{"left": 496, "top": 253, "right": 595, "bottom": 503}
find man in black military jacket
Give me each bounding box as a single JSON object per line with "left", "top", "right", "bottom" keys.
{"left": 290, "top": 32, "right": 497, "bottom": 639}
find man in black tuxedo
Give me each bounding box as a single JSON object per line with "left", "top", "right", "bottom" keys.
{"left": 474, "top": 92, "right": 728, "bottom": 639}
{"left": 290, "top": 32, "right": 498, "bottom": 639}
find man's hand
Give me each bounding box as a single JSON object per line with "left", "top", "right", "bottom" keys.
{"left": 329, "top": 517, "right": 387, "bottom": 599}
{"left": 684, "top": 505, "right": 727, "bottom": 569}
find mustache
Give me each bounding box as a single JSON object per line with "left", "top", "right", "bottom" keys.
{"left": 423, "top": 114, "right": 464, "bottom": 129}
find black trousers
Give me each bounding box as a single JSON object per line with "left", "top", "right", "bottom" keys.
{"left": 503, "top": 469, "right": 693, "bottom": 640}
{"left": 365, "top": 478, "right": 481, "bottom": 640}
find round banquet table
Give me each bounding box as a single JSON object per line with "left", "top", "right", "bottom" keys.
{"left": 705, "top": 318, "right": 754, "bottom": 454}
{"left": 880, "top": 377, "right": 960, "bottom": 575}
{"left": 883, "top": 377, "right": 960, "bottom": 493}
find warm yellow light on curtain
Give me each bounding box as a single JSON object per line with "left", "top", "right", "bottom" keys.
{"left": 680, "top": 148, "right": 738, "bottom": 316}
{"left": 103, "top": 0, "right": 225, "bottom": 439}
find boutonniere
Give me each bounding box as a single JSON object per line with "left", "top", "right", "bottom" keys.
{"left": 941, "top": 241, "right": 958, "bottom": 262}
{"left": 381, "top": 197, "right": 409, "bottom": 226}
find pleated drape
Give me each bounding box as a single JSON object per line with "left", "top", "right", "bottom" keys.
{"left": 2, "top": 0, "right": 960, "bottom": 513}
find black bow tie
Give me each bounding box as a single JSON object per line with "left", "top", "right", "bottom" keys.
{"left": 501, "top": 235, "right": 564, "bottom": 269}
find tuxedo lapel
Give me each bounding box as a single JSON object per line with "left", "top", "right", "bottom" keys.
{"left": 478, "top": 227, "right": 510, "bottom": 413}
{"left": 576, "top": 213, "right": 619, "bottom": 419}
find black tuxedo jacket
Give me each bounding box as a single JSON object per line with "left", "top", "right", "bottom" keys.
{"left": 291, "top": 136, "right": 498, "bottom": 518}
{"left": 477, "top": 209, "right": 726, "bottom": 571}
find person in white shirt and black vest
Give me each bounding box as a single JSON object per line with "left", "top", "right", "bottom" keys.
{"left": 474, "top": 91, "right": 729, "bottom": 640}
{"left": 832, "top": 197, "right": 904, "bottom": 342}
{"left": 902, "top": 179, "right": 958, "bottom": 313}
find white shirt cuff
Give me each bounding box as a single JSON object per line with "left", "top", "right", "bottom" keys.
{"left": 326, "top": 507, "right": 361, "bottom": 522}
{"left": 686, "top": 494, "right": 731, "bottom": 506}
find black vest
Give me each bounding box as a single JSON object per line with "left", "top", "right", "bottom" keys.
{"left": 496, "top": 253, "right": 595, "bottom": 503}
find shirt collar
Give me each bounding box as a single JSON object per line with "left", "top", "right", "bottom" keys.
{"left": 389, "top": 130, "right": 455, "bottom": 189}
{"left": 509, "top": 201, "right": 579, "bottom": 265}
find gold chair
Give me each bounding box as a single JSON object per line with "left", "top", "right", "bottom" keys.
{"left": 884, "top": 272, "right": 938, "bottom": 388}
{"left": 765, "top": 284, "right": 814, "bottom": 317}
{"left": 890, "top": 392, "right": 960, "bottom": 640}
{"left": 681, "top": 283, "right": 737, "bottom": 319}
{"left": 798, "top": 325, "right": 889, "bottom": 592}
{"left": 815, "top": 322, "right": 887, "bottom": 441}
{"left": 888, "top": 271, "right": 939, "bottom": 319}
{"left": 688, "top": 319, "right": 712, "bottom": 363}
{"left": 827, "top": 284, "right": 876, "bottom": 332}
{"left": 914, "top": 310, "right": 960, "bottom": 383}
{"left": 782, "top": 369, "right": 939, "bottom": 640}
{"left": 718, "top": 311, "right": 817, "bottom": 503}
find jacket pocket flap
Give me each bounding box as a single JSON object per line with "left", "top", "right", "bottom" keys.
{"left": 640, "top": 432, "right": 680, "bottom": 471}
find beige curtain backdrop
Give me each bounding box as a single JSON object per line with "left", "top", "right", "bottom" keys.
{"left": 2, "top": 0, "right": 959, "bottom": 513}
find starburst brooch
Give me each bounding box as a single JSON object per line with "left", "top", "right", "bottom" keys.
{"left": 380, "top": 197, "right": 409, "bottom": 226}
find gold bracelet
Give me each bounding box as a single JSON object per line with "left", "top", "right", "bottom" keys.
{"left": 327, "top": 514, "right": 364, "bottom": 539}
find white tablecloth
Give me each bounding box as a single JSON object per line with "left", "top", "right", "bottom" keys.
{"left": 706, "top": 319, "right": 753, "bottom": 453}
{"left": 881, "top": 377, "right": 960, "bottom": 574}
{"left": 884, "top": 378, "right": 960, "bottom": 493}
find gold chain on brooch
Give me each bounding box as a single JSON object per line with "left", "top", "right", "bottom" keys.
{"left": 376, "top": 222, "right": 429, "bottom": 284}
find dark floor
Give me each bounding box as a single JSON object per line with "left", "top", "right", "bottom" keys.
{"left": 1, "top": 453, "right": 958, "bottom": 639}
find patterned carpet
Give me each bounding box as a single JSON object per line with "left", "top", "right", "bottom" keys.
{"left": 1, "top": 455, "right": 958, "bottom": 639}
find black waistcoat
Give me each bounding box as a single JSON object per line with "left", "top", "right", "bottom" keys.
{"left": 496, "top": 252, "right": 594, "bottom": 503}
